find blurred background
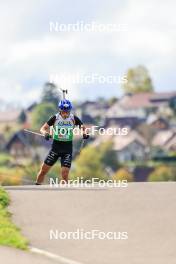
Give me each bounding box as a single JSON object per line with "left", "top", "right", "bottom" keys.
{"left": 0, "top": 0, "right": 176, "bottom": 185}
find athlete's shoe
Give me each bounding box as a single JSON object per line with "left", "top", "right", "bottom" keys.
{"left": 35, "top": 182, "right": 41, "bottom": 185}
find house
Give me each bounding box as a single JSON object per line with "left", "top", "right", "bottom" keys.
{"left": 118, "top": 91, "right": 176, "bottom": 115}
{"left": 104, "top": 92, "right": 176, "bottom": 129}
{"left": 152, "top": 129, "right": 176, "bottom": 151}
{"left": 164, "top": 135, "right": 176, "bottom": 151}
{"left": 105, "top": 100, "right": 146, "bottom": 118}
{"left": 147, "top": 114, "right": 169, "bottom": 130}
{"left": 0, "top": 108, "right": 32, "bottom": 130}
{"left": 75, "top": 100, "right": 109, "bottom": 121}
{"left": 162, "top": 130, "right": 176, "bottom": 151}
{"left": 104, "top": 100, "right": 145, "bottom": 128}
{"left": 149, "top": 92, "right": 176, "bottom": 107}
{"left": 5, "top": 130, "right": 51, "bottom": 161}
{"left": 80, "top": 114, "right": 95, "bottom": 124}
{"left": 92, "top": 129, "right": 147, "bottom": 162}
{"left": 0, "top": 110, "right": 21, "bottom": 127}
{"left": 104, "top": 117, "right": 144, "bottom": 129}
{"left": 113, "top": 130, "right": 147, "bottom": 162}
{"left": 119, "top": 93, "right": 156, "bottom": 114}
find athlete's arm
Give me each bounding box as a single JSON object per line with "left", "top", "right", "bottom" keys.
{"left": 74, "top": 115, "right": 83, "bottom": 128}
{"left": 40, "top": 123, "right": 50, "bottom": 135}
{"left": 82, "top": 125, "right": 89, "bottom": 139}
{"left": 74, "top": 115, "right": 89, "bottom": 139}
{"left": 40, "top": 115, "right": 56, "bottom": 139}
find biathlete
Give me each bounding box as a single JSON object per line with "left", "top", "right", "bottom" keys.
{"left": 35, "top": 99, "right": 89, "bottom": 185}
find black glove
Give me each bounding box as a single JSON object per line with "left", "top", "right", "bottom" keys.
{"left": 44, "top": 133, "right": 51, "bottom": 141}
{"left": 83, "top": 134, "right": 89, "bottom": 139}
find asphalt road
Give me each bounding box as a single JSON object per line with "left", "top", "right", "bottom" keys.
{"left": 5, "top": 182, "right": 176, "bottom": 264}
{"left": 0, "top": 246, "right": 60, "bottom": 264}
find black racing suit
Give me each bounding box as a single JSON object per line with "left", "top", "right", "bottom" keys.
{"left": 44, "top": 115, "right": 83, "bottom": 168}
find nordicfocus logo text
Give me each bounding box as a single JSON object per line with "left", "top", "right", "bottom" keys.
{"left": 49, "top": 229, "right": 128, "bottom": 240}
{"left": 49, "top": 73, "right": 127, "bottom": 85}
{"left": 49, "top": 178, "right": 128, "bottom": 188}
{"left": 50, "top": 126, "right": 129, "bottom": 137}
{"left": 49, "top": 21, "right": 128, "bottom": 33}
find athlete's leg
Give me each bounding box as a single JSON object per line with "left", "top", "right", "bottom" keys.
{"left": 36, "top": 150, "right": 59, "bottom": 184}
{"left": 60, "top": 153, "right": 72, "bottom": 183}
{"left": 61, "top": 166, "right": 70, "bottom": 183}
{"left": 36, "top": 163, "right": 51, "bottom": 184}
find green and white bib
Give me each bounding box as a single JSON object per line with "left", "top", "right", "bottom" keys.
{"left": 52, "top": 113, "right": 75, "bottom": 142}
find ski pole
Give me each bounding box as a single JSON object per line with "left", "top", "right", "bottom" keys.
{"left": 24, "top": 129, "right": 45, "bottom": 137}
{"left": 58, "top": 87, "right": 68, "bottom": 100}
{"left": 78, "top": 139, "right": 86, "bottom": 154}
{"left": 62, "top": 89, "right": 68, "bottom": 99}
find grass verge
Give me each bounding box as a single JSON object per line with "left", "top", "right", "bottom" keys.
{"left": 0, "top": 187, "right": 28, "bottom": 249}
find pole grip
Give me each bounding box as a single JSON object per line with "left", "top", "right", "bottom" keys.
{"left": 62, "top": 89, "right": 68, "bottom": 99}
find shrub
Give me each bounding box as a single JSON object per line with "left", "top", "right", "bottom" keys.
{"left": 112, "top": 168, "right": 134, "bottom": 182}
{"left": 148, "top": 165, "right": 174, "bottom": 181}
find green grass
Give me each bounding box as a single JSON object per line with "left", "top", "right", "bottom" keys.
{"left": 0, "top": 187, "right": 28, "bottom": 250}
{"left": 0, "top": 153, "right": 12, "bottom": 166}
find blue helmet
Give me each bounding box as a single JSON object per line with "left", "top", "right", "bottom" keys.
{"left": 58, "top": 99, "right": 72, "bottom": 112}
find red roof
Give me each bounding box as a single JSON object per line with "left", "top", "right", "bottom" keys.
{"left": 0, "top": 110, "right": 20, "bottom": 122}
{"left": 120, "top": 92, "right": 176, "bottom": 109}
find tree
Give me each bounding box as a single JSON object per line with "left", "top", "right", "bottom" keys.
{"left": 112, "top": 168, "right": 134, "bottom": 182}
{"left": 98, "top": 140, "right": 118, "bottom": 171}
{"left": 123, "top": 65, "right": 154, "bottom": 94}
{"left": 41, "top": 82, "right": 60, "bottom": 107}
{"left": 71, "top": 145, "right": 108, "bottom": 181}
{"left": 169, "top": 97, "right": 176, "bottom": 115}
{"left": 148, "top": 165, "right": 175, "bottom": 181}
{"left": 108, "top": 97, "right": 118, "bottom": 107}
{"left": 18, "top": 110, "right": 27, "bottom": 124}
{"left": 71, "top": 141, "right": 118, "bottom": 181}
{"left": 31, "top": 103, "right": 56, "bottom": 130}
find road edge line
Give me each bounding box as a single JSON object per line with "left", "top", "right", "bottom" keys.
{"left": 30, "top": 247, "right": 84, "bottom": 264}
